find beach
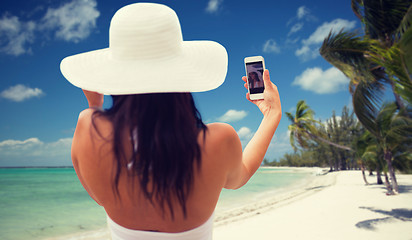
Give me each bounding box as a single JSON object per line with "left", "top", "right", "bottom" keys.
{"left": 3, "top": 168, "right": 411, "bottom": 240}
{"left": 214, "top": 170, "right": 412, "bottom": 240}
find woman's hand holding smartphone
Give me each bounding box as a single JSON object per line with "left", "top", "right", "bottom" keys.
{"left": 244, "top": 56, "right": 265, "bottom": 100}
{"left": 242, "top": 63, "right": 281, "bottom": 118}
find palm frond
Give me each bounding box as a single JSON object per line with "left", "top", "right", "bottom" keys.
{"left": 320, "top": 30, "right": 375, "bottom": 83}
{"left": 358, "top": 0, "right": 412, "bottom": 42}
{"left": 400, "top": 28, "right": 412, "bottom": 86}
{"left": 362, "top": 139, "right": 380, "bottom": 164}
{"left": 352, "top": 78, "right": 385, "bottom": 135}
{"left": 376, "top": 102, "right": 398, "bottom": 135}
{"left": 287, "top": 100, "right": 322, "bottom": 151}
{"left": 351, "top": 0, "right": 364, "bottom": 23}
{"left": 386, "top": 109, "right": 412, "bottom": 145}
{"left": 395, "top": 4, "right": 412, "bottom": 41}
{"left": 285, "top": 112, "right": 295, "bottom": 123}
{"left": 367, "top": 39, "right": 412, "bottom": 104}
{"left": 296, "top": 100, "right": 314, "bottom": 119}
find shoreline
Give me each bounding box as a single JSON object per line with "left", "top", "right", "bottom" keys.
{"left": 214, "top": 167, "right": 333, "bottom": 226}
{"left": 46, "top": 168, "right": 412, "bottom": 240}
{"left": 213, "top": 171, "right": 412, "bottom": 240}
{"left": 47, "top": 167, "right": 324, "bottom": 240}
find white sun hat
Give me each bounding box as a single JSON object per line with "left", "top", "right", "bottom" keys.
{"left": 60, "top": 3, "right": 228, "bottom": 95}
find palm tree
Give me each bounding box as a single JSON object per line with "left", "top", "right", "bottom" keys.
{"left": 320, "top": 0, "right": 412, "bottom": 135}
{"left": 354, "top": 130, "right": 371, "bottom": 185}
{"left": 372, "top": 102, "right": 412, "bottom": 193}
{"left": 357, "top": 103, "right": 412, "bottom": 193}
{"left": 286, "top": 100, "right": 354, "bottom": 153}
{"left": 362, "top": 143, "right": 385, "bottom": 185}
{"left": 325, "top": 107, "right": 361, "bottom": 170}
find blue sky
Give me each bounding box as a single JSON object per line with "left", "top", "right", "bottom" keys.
{"left": 0, "top": 0, "right": 359, "bottom": 167}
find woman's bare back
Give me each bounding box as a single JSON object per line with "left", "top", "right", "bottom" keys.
{"left": 71, "top": 109, "right": 242, "bottom": 232}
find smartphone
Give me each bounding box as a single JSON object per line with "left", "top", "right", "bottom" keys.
{"left": 244, "top": 56, "right": 265, "bottom": 100}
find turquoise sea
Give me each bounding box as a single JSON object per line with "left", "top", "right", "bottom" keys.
{"left": 0, "top": 167, "right": 313, "bottom": 240}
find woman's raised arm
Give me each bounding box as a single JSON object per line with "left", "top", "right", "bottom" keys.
{"left": 224, "top": 69, "right": 282, "bottom": 189}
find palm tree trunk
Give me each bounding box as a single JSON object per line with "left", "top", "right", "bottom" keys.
{"left": 340, "top": 151, "right": 347, "bottom": 170}
{"left": 376, "top": 165, "right": 383, "bottom": 184}
{"left": 329, "top": 158, "right": 333, "bottom": 172}
{"left": 384, "top": 150, "right": 399, "bottom": 194}
{"left": 377, "top": 171, "right": 383, "bottom": 184}
{"left": 305, "top": 130, "right": 354, "bottom": 152}
{"left": 334, "top": 159, "right": 339, "bottom": 171}
{"left": 384, "top": 172, "right": 394, "bottom": 195}
{"left": 361, "top": 163, "right": 369, "bottom": 185}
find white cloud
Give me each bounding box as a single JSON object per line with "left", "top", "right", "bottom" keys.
{"left": 0, "top": 137, "right": 72, "bottom": 166}
{"left": 1, "top": 84, "right": 44, "bottom": 102}
{"left": 41, "top": 0, "right": 100, "bottom": 42}
{"left": 237, "top": 127, "right": 253, "bottom": 139}
{"left": 292, "top": 67, "right": 349, "bottom": 94}
{"left": 43, "top": 138, "right": 73, "bottom": 157}
{"left": 0, "top": 0, "right": 99, "bottom": 56}
{"left": 285, "top": 37, "right": 300, "bottom": 45}
{"left": 287, "top": 6, "right": 317, "bottom": 39}
{"left": 237, "top": 127, "right": 254, "bottom": 147}
{"left": 295, "top": 45, "right": 319, "bottom": 61}
{"left": 297, "top": 6, "right": 309, "bottom": 20}
{"left": 288, "top": 23, "right": 304, "bottom": 35}
{"left": 303, "top": 19, "right": 356, "bottom": 46}
{"left": 263, "top": 39, "right": 280, "bottom": 54}
{"left": 296, "top": 18, "right": 356, "bottom": 61}
{"left": 0, "top": 138, "right": 42, "bottom": 148}
{"left": 206, "top": 0, "right": 223, "bottom": 14}
{"left": 0, "top": 15, "right": 36, "bottom": 56}
{"left": 217, "top": 109, "right": 248, "bottom": 122}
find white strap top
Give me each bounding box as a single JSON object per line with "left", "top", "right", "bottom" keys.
{"left": 107, "top": 213, "right": 214, "bottom": 240}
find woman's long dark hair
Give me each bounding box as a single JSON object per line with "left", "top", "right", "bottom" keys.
{"left": 92, "top": 93, "right": 207, "bottom": 218}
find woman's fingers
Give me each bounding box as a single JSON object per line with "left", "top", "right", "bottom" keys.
{"left": 242, "top": 76, "right": 248, "bottom": 90}
{"left": 262, "top": 69, "right": 272, "bottom": 90}
{"left": 246, "top": 92, "right": 250, "bottom": 100}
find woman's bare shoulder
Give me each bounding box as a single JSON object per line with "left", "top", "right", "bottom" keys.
{"left": 76, "top": 109, "right": 112, "bottom": 138}
{"left": 206, "top": 123, "right": 239, "bottom": 145}
{"left": 203, "top": 123, "right": 242, "bottom": 158}
{"left": 206, "top": 122, "right": 238, "bottom": 138}
{"left": 73, "top": 109, "right": 113, "bottom": 158}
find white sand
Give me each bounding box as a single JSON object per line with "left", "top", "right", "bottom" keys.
{"left": 213, "top": 171, "right": 412, "bottom": 240}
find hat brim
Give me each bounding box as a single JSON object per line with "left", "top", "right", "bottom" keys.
{"left": 60, "top": 41, "right": 228, "bottom": 95}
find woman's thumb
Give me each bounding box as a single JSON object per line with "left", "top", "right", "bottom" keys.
{"left": 263, "top": 69, "right": 271, "bottom": 86}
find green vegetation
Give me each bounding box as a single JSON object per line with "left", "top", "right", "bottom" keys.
{"left": 266, "top": 104, "right": 361, "bottom": 170}
{"left": 320, "top": 0, "right": 412, "bottom": 130}
{"left": 266, "top": 102, "right": 412, "bottom": 193}
{"left": 266, "top": 0, "right": 412, "bottom": 195}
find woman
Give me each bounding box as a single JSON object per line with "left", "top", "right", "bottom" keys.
{"left": 61, "top": 3, "right": 281, "bottom": 239}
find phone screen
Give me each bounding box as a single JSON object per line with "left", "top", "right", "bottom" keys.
{"left": 246, "top": 61, "right": 264, "bottom": 94}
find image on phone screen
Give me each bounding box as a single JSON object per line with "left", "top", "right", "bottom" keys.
{"left": 246, "top": 61, "right": 264, "bottom": 94}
